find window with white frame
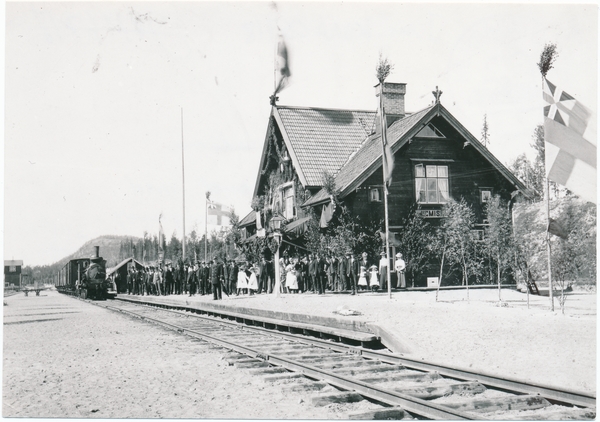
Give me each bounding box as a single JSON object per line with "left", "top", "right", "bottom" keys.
{"left": 415, "top": 164, "right": 449, "bottom": 204}
{"left": 369, "top": 187, "right": 381, "bottom": 202}
{"left": 480, "top": 189, "right": 492, "bottom": 203}
{"left": 282, "top": 184, "right": 295, "bottom": 219}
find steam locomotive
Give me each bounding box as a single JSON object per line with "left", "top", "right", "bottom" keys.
{"left": 56, "top": 246, "right": 116, "bottom": 300}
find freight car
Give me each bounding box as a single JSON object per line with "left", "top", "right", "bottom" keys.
{"left": 56, "top": 246, "right": 117, "bottom": 299}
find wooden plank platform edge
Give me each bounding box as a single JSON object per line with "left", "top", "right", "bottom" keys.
{"left": 115, "top": 295, "right": 380, "bottom": 343}
{"left": 366, "top": 323, "right": 412, "bottom": 354}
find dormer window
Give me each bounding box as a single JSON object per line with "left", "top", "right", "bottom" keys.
{"left": 416, "top": 123, "right": 445, "bottom": 138}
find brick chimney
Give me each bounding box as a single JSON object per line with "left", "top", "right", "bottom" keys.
{"left": 375, "top": 82, "right": 406, "bottom": 133}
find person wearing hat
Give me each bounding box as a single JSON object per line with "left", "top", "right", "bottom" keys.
{"left": 346, "top": 251, "right": 358, "bottom": 295}
{"left": 210, "top": 259, "right": 223, "bottom": 300}
{"left": 248, "top": 264, "right": 259, "bottom": 295}
{"left": 187, "top": 263, "right": 198, "bottom": 296}
{"left": 338, "top": 253, "right": 348, "bottom": 292}
{"left": 395, "top": 252, "right": 406, "bottom": 289}
{"left": 308, "top": 254, "right": 318, "bottom": 294}
{"left": 369, "top": 264, "right": 380, "bottom": 291}
{"left": 153, "top": 264, "right": 163, "bottom": 296}
{"left": 226, "top": 260, "right": 236, "bottom": 296}
{"left": 165, "top": 263, "right": 174, "bottom": 295}
{"left": 237, "top": 263, "right": 249, "bottom": 295}
{"left": 285, "top": 258, "right": 298, "bottom": 293}
{"left": 379, "top": 251, "right": 389, "bottom": 291}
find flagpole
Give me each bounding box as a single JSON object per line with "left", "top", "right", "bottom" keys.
{"left": 379, "top": 82, "right": 392, "bottom": 299}
{"left": 205, "top": 194, "right": 209, "bottom": 262}
{"left": 545, "top": 156, "right": 554, "bottom": 311}
{"left": 181, "top": 107, "right": 187, "bottom": 262}
{"left": 541, "top": 78, "right": 554, "bottom": 312}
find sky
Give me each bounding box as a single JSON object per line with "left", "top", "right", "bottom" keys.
{"left": 4, "top": 1, "right": 598, "bottom": 266}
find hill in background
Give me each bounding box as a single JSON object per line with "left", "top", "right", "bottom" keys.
{"left": 62, "top": 235, "right": 142, "bottom": 268}
{"left": 23, "top": 235, "right": 141, "bottom": 284}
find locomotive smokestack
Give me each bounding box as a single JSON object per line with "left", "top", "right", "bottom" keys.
{"left": 94, "top": 246, "right": 100, "bottom": 258}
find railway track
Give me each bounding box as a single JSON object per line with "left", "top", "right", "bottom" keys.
{"left": 87, "top": 297, "right": 594, "bottom": 420}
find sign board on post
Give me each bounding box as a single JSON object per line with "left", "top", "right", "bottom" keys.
{"left": 427, "top": 277, "right": 439, "bottom": 288}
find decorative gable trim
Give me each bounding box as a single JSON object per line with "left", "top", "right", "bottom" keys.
{"left": 272, "top": 108, "right": 309, "bottom": 188}
{"left": 252, "top": 107, "right": 309, "bottom": 198}
{"left": 437, "top": 105, "right": 534, "bottom": 198}
{"left": 337, "top": 104, "right": 534, "bottom": 200}
{"left": 339, "top": 107, "right": 438, "bottom": 197}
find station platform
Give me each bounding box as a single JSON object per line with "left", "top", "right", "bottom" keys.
{"left": 115, "top": 292, "right": 411, "bottom": 352}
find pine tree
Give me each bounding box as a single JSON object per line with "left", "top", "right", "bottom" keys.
{"left": 480, "top": 114, "right": 490, "bottom": 147}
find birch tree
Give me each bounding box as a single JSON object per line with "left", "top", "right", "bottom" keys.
{"left": 434, "top": 199, "right": 478, "bottom": 302}
{"left": 483, "top": 195, "right": 514, "bottom": 302}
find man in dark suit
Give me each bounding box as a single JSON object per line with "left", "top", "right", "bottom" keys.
{"left": 268, "top": 259, "right": 275, "bottom": 293}
{"left": 203, "top": 262, "right": 212, "bottom": 295}
{"left": 164, "top": 263, "right": 173, "bottom": 295}
{"left": 338, "top": 253, "right": 348, "bottom": 292}
{"left": 187, "top": 263, "right": 196, "bottom": 296}
{"left": 210, "top": 259, "right": 223, "bottom": 300}
{"left": 347, "top": 252, "right": 359, "bottom": 295}
{"left": 229, "top": 260, "right": 238, "bottom": 296}
{"left": 258, "top": 257, "right": 268, "bottom": 294}
{"left": 126, "top": 269, "right": 134, "bottom": 295}
{"left": 308, "top": 254, "right": 318, "bottom": 293}
{"left": 316, "top": 253, "right": 327, "bottom": 295}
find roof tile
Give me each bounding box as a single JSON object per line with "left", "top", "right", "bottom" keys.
{"left": 334, "top": 106, "right": 434, "bottom": 192}
{"left": 276, "top": 106, "right": 376, "bottom": 186}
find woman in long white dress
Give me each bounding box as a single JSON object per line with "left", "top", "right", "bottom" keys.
{"left": 285, "top": 261, "right": 298, "bottom": 293}
{"left": 248, "top": 266, "right": 259, "bottom": 295}
{"left": 369, "top": 265, "right": 380, "bottom": 291}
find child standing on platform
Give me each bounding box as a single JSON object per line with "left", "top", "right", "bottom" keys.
{"left": 358, "top": 265, "right": 368, "bottom": 291}
{"left": 369, "top": 264, "right": 380, "bottom": 292}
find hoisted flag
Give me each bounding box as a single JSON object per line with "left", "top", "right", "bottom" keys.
{"left": 543, "top": 78, "right": 596, "bottom": 203}
{"left": 319, "top": 196, "right": 336, "bottom": 228}
{"left": 274, "top": 32, "right": 291, "bottom": 95}
{"left": 381, "top": 103, "right": 394, "bottom": 187}
{"left": 207, "top": 199, "right": 232, "bottom": 226}
{"left": 548, "top": 218, "right": 569, "bottom": 240}
{"left": 158, "top": 213, "right": 166, "bottom": 259}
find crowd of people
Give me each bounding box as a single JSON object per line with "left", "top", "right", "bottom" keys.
{"left": 277, "top": 251, "right": 406, "bottom": 295}
{"left": 110, "top": 251, "right": 406, "bottom": 300}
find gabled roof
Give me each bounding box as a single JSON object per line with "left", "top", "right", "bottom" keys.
{"left": 276, "top": 106, "right": 377, "bottom": 187}
{"left": 253, "top": 106, "right": 377, "bottom": 195}
{"left": 239, "top": 210, "right": 257, "bottom": 228}
{"left": 301, "top": 188, "right": 332, "bottom": 208}
{"left": 106, "top": 257, "right": 144, "bottom": 276}
{"left": 4, "top": 260, "right": 23, "bottom": 266}
{"left": 335, "top": 106, "right": 435, "bottom": 195}
{"left": 335, "top": 104, "right": 533, "bottom": 198}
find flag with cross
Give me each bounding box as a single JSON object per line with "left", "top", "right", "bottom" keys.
{"left": 207, "top": 199, "right": 232, "bottom": 226}
{"left": 543, "top": 78, "right": 596, "bottom": 203}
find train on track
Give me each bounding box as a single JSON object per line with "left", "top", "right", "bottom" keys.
{"left": 56, "top": 246, "right": 117, "bottom": 300}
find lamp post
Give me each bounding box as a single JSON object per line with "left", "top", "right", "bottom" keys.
{"left": 270, "top": 214, "right": 285, "bottom": 298}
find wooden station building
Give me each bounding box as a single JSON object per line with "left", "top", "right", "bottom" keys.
{"left": 240, "top": 82, "right": 533, "bottom": 284}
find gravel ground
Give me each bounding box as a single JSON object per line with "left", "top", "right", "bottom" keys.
{"left": 179, "top": 286, "right": 596, "bottom": 394}
{"left": 2, "top": 291, "right": 345, "bottom": 419}
{"left": 3, "top": 287, "right": 596, "bottom": 418}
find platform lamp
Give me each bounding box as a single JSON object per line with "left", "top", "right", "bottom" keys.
{"left": 270, "top": 214, "right": 286, "bottom": 298}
